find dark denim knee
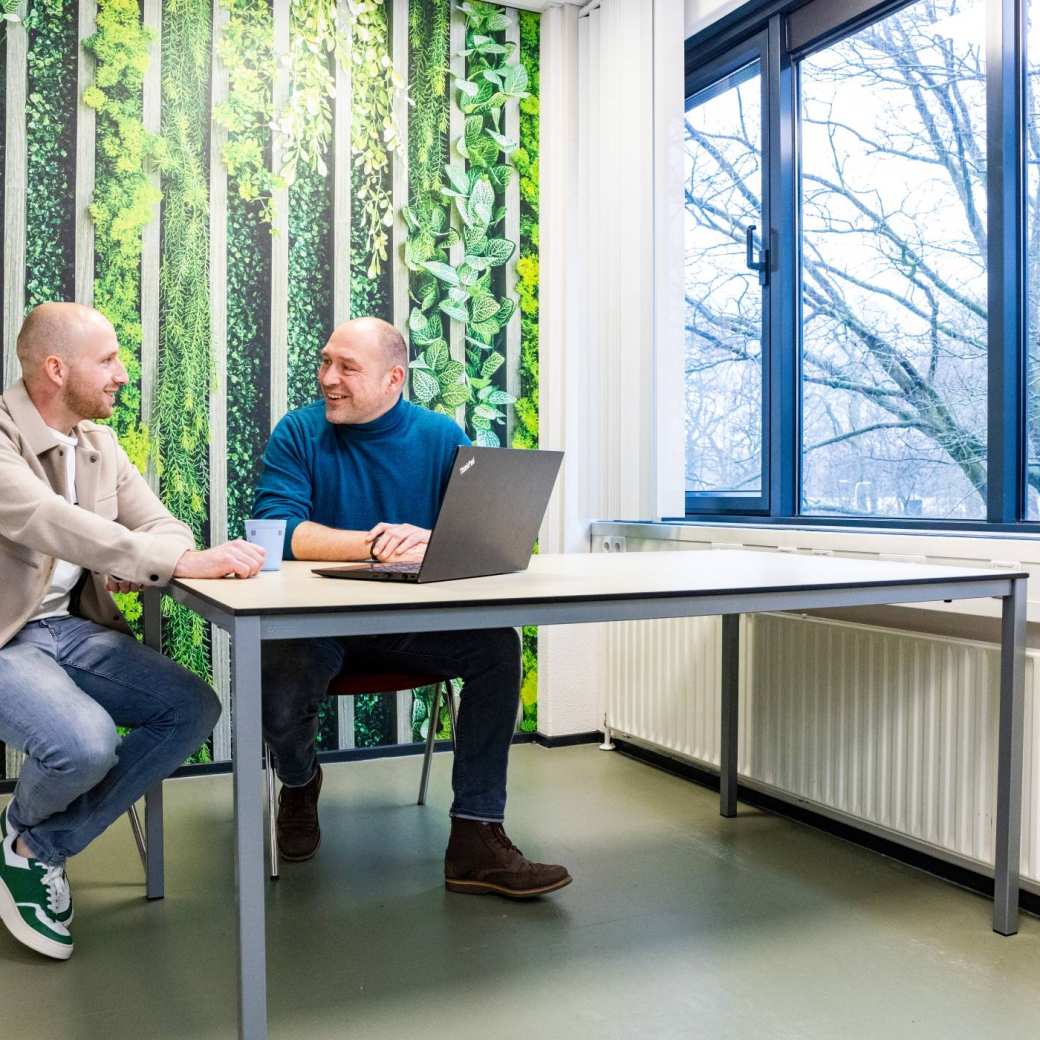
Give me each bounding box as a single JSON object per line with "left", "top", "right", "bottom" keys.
{"left": 463, "top": 628, "right": 521, "bottom": 685}
{"left": 485, "top": 627, "right": 521, "bottom": 670}
{"left": 157, "top": 665, "right": 222, "bottom": 744}
{"left": 261, "top": 639, "right": 342, "bottom": 736}
{"left": 186, "top": 678, "right": 222, "bottom": 742}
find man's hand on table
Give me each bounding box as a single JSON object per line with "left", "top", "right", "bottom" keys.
{"left": 365, "top": 522, "right": 430, "bottom": 563}
{"left": 174, "top": 540, "right": 266, "bottom": 579}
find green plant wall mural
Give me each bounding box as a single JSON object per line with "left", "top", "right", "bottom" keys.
{"left": 405, "top": 0, "right": 526, "bottom": 447}
{"left": 515, "top": 8, "right": 539, "bottom": 732}
{"left": 286, "top": 0, "right": 334, "bottom": 410}
{"left": 84, "top": 0, "right": 161, "bottom": 475}
{"left": 0, "top": 0, "right": 540, "bottom": 771}
{"left": 350, "top": 0, "right": 400, "bottom": 319}
{"left": 153, "top": 0, "right": 213, "bottom": 756}
{"left": 287, "top": 167, "right": 333, "bottom": 408}
{"left": 513, "top": 9, "right": 538, "bottom": 453}
{"left": 215, "top": 0, "right": 274, "bottom": 542}
{"left": 0, "top": 13, "right": 6, "bottom": 330}
{"left": 25, "top": 0, "right": 78, "bottom": 311}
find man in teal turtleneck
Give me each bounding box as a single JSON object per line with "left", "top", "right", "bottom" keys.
{"left": 253, "top": 318, "right": 571, "bottom": 899}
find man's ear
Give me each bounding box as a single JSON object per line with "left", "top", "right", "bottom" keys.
{"left": 42, "top": 355, "right": 67, "bottom": 388}
{"left": 388, "top": 364, "right": 406, "bottom": 391}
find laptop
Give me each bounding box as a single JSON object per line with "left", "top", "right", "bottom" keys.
{"left": 312, "top": 446, "right": 563, "bottom": 584}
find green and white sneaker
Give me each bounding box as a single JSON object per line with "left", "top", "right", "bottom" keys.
{"left": 0, "top": 833, "right": 73, "bottom": 960}
{"left": 0, "top": 805, "right": 73, "bottom": 927}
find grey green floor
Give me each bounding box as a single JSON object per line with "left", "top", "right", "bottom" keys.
{"left": 1, "top": 744, "right": 1038, "bottom": 1039}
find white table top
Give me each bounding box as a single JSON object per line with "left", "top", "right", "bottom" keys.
{"left": 168, "top": 550, "right": 1026, "bottom": 616}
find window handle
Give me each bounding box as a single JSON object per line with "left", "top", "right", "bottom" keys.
{"left": 745, "top": 224, "right": 769, "bottom": 286}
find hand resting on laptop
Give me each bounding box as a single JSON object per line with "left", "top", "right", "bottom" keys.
{"left": 365, "top": 522, "right": 430, "bottom": 562}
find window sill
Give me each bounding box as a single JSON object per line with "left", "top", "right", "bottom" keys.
{"left": 588, "top": 519, "right": 1040, "bottom": 635}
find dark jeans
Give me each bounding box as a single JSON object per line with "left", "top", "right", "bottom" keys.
{"left": 0, "top": 616, "right": 221, "bottom": 865}
{"left": 261, "top": 629, "right": 521, "bottom": 822}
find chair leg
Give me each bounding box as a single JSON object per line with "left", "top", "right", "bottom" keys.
{"left": 417, "top": 682, "right": 443, "bottom": 805}
{"left": 446, "top": 680, "right": 458, "bottom": 751}
{"left": 265, "top": 744, "right": 279, "bottom": 880}
{"left": 128, "top": 804, "right": 147, "bottom": 869}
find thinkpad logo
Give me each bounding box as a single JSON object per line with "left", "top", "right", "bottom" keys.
{"left": 460, "top": 457, "right": 476, "bottom": 475}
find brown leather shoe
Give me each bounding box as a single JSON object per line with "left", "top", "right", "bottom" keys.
{"left": 444, "top": 819, "right": 572, "bottom": 898}
{"left": 276, "top": 766, "right": 322, "bottom": 862}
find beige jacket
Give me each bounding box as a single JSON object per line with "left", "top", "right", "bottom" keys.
{"left": 0, "top": 379, "right": 195, "bottom": 649}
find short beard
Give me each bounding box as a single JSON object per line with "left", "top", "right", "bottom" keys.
{"left": 64, "top": 378, "right": 109, "bottom": 421}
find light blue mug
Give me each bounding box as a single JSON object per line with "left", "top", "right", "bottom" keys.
{"left": 244, "top": 519, "right": 286, "bottom": 572}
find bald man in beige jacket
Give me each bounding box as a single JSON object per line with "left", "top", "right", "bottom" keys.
{"left": 0, "top": 303, "right": 263, "bottom": 961}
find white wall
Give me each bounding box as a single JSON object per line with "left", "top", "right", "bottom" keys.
{"left": 685, "top": 0, "right": 748, "bottom": 36}
{"left": 536, "top": 0, "right": 686, "bottom": 735}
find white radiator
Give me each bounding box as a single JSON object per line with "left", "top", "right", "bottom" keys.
{"left": 605, "top": 612, "right": 1040, "bottom": 888}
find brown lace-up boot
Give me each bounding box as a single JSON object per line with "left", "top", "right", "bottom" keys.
{"left": 276, "top": 765, "right": 323, "bottom": 862}
{"left": 444, "top": 818, "right": 572, "bottom": 898}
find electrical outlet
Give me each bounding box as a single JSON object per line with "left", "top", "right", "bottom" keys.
{"left": 599, "top": 535, "right": 626, "bottom": 553}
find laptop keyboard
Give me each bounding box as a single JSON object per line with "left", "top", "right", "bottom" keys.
{"left": 372, "top": 561, "right": 421, "bottom": 574}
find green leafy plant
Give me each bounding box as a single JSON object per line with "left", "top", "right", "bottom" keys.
{"left": 410, "top": 680, "right": 457, "bottom": 743}
{"left": 225, "top": 185, "right": 271, "bottom": 541}
{"left": 285, "top": 1, "right": 335, "bottom": 409}
{"left": 213, "top": 0, "right": 278, "bottom": 220}
{"left": 515, "top": 10, "right": 540, "bottom": 731}
{"left": 408, "top": 0, "right": 450, "bottom": 205}
{"left": 217, "top": 0, "right": 272, "bottom": 540}
{"left": 83, "top": 0, "right": 163, "bottom": 474}
{"left": 153, "top": 0, "right": 212, "bottom": 714}
{"left": 288, "top": 163, "right": 333, "bottom": 408}
{"left": 355, "top": 693, "right": 393, "bottom": 748}
{"left": 512, "top": 10, "right": 539, "bottom": 454}
{"left": 279, "top": 0, "right": 336, "bottom": 184}
{"left": 0, "top": 39, "right": 5, "bottom": 361}
{"left": 0, "top": 0, "right": 20, "bottom": 24}
{"left": 24, "top": 0, "right": 77, "bottom": 311}
{"left": 349, "top": 0, "right": 402, "bottom": 319}
{"left": 402, "top": 0, "right": 528, "bottom": 446}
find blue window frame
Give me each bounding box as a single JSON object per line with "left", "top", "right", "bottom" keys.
{"left": 682, "top": 0, "right": 1032, "bottom": 533}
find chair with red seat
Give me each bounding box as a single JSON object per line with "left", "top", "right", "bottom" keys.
{"left": 263, "top": 670, "right": 457, "bottom": 878}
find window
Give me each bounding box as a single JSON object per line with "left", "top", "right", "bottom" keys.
{"left": 800, "top": 0, "right": 988, "bottom": 520}
{"left": 684, "top": 61, "right": 766, "bottom": 500}
{"left": 684, "top": 0, "right": 1032, "bottom": 529}
{"left": 1027, "top": 4, "right": 1040, "bottom": 519}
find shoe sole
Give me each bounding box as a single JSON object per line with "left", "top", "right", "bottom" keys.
{"left": 0, "top": 875, "right": 73, "bottom": 960}
{"left": 445, "top": 875, "right": 573, "bottom": 899}
{"left": 277, "top": 833, "right": 321, "bottom": 863}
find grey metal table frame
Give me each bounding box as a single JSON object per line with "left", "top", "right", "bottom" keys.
{"left": 142, "top": 563, "right": 1027, "bottom": 1040}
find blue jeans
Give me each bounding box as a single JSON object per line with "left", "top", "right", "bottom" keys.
{"left": 0, "top": 616, "right": 221, "bottom": 866}
{"left": 261, "top": 629, "right": 521, "bottom": 822}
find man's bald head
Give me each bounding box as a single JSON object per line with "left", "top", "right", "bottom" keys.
{"left": 16, "top": 302, "right": 128, "bottom": 428}
{"left": 17, "top": 303, "right": 115, "bottom": 384}
{"left": 319, "top": 317, "right": 409, "bottom": 425}
{"left": 328, "top": 317, "right": 408, "bottom": 372}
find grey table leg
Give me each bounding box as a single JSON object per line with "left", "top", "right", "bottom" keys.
{"left": 720, "top": 614, "right": 740, "bottom": 818}
{"left": 143, "top": 591, "right": 165, "bottom": 900}
{"left": 231, "top": 615, "right": 269, "bottom": 1039}
{"left": 994, "top": 578, "right": 1026, "bottom": 935}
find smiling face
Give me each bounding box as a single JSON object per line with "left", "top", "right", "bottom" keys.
{"left": 63, "top": 319, "right": 129, "bottom": 421}
{"left": 16, "top": 303, "right": 129, "bottom": 426}
{"left": 318, "top": 319, "right": 406, "bottom": 425}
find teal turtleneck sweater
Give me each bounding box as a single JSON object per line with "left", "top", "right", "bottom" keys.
{"left": 252, "top": 396, "right": 470, "bottom": 559}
